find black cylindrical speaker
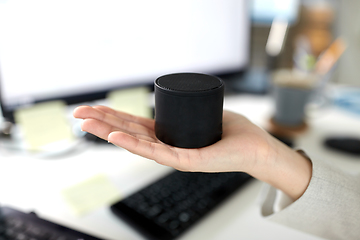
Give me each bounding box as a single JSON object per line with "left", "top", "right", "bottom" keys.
{"left": 154, "top": 73, "right": 224, "bottom": 148}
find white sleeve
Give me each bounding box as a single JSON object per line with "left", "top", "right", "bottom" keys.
{"left": 259, "top": 184, "right": 294, "bottom": 216}
{"left": 259, "top": 154, "right": 360, "bottom": 240}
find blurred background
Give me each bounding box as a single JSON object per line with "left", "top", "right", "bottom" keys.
{"left": 248, "top": 0, "right": 358, "bottom": 85}
{"left": 1, "top": 0, "right": 358, "bottom": 148}
{"left": 0, "top": 0, "right": 358, "bottom": 159}
{"left": 0, "top": 0, "right": 359, "bottom": 151}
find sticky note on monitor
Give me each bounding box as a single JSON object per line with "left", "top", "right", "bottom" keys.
{"left": 14, "top": 101, "right": 74, "bottom": 150}
{"left": 61, "top": 174, "right": 121, "bottom": 216}
{"left": 107, "top": 87, "right": 152, "bottom": 118}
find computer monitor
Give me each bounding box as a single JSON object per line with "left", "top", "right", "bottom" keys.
{"left": 0, "top": 0, "right": 250, "bottom": 121}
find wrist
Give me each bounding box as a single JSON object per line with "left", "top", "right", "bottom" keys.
{"left": 251, "top": 135, "right": 313, "bottom": 200}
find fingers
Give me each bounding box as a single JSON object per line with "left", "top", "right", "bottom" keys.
{"left": 81, "top": 118, "right": 117, "bottom": 141}
{"left": 92, "top": 105, "right": 154, "bottom": 130}
{"left": 108, "top": 131, "right": 184, "bottom": 170}
{"left": 81, "top": 118, "right": 158, "bottom": 143}
{"left": 74, "top": 105, "right": 154, "bottom": 137}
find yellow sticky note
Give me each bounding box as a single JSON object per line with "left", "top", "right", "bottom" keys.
{"left": 62, "top": 174, "right": 121, "bottom": 216}
{"left": 107, "top": 87, "right": 152, "bottom": 118}
{"left": 14, "top": 101, "right": 74, "bottom": 150}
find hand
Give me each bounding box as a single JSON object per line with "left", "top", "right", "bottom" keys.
{"left": 73, "top": 105, "right": 272, "bottom": 173}
{"left": 73, "top": 105, "right": 312, "bottom": 200}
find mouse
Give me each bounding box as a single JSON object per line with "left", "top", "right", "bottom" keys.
{"left": 324, "top": 137, "right": 360, "bottom": 155}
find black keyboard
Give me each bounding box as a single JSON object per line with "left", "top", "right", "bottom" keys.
{"left": 0, "top": 206, "right": 102, "bottom": 240}
{"left": 110, "top": 170, "right": 253, "bottom": 240}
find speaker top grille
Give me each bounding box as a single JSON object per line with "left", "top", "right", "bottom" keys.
{"left": 156, "top": 73, "right": 223, "bottom": 92}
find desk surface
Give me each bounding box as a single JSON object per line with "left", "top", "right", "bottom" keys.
{"left": 1, "top": 93, "right": 360, "bottom": 240}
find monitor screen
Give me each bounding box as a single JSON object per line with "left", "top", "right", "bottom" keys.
{"left": 0, "top": 0, "right": 249, "bottom": 121}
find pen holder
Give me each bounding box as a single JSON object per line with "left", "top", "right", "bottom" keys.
{"left": 154, "top": 73, "right": 224, "bottom": 148}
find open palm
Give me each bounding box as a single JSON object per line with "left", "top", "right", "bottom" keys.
{"left": 73, "top": 105, "right": 274, "bottom": 173}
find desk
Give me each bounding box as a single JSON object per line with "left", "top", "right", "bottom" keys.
{"left": 1, "top": 93, "right": 359, "bottom": 240}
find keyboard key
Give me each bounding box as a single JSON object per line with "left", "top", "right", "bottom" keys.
{"left": 178, "top": 212, "right": 190, "bottom": 223}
